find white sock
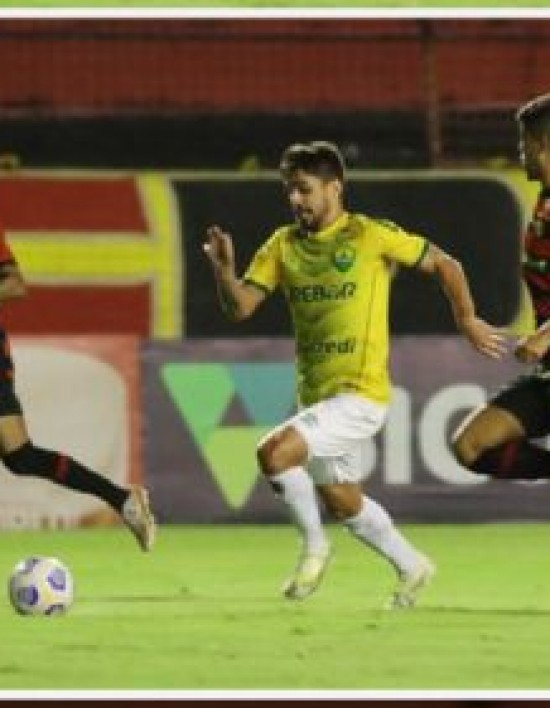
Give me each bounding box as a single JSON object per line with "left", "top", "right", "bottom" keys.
{"left": 270, "top": 467, "right": 330, "bottom": 555}
{"left": 344, "top": 496, "right": 420, "bottom": 575}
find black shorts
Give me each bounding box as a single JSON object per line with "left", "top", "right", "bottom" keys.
{"left": 0, "top": 378, "right": 22, "bottom": 417}
{"left": 491, "top": 369, "right": 550, "bottom": 438}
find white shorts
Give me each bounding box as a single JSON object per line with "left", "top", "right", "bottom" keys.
{"left": 290, "top": 393, "right": 388, "bottom": 486}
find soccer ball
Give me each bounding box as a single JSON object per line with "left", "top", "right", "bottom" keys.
{"left": 8, "top": 556, "right": 74, "bottom": 616}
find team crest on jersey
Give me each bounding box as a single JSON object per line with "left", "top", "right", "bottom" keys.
{"left": 332, "top": 244, "right": 356, "bottom": 272}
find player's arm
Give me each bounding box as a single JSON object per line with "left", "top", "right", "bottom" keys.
{"left": 417, "top": 243, "right": 506, "bottom": 359}
{"left": 203, "top": 225, "right": 267, "bottom": 321}
{"left": 0, "top": 260, "right": 26, "bottom": 304}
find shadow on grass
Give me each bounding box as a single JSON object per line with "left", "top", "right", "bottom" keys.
{"left": 414, "top": 605, "right": 550, "bottom": 616}
{"left": 77, "top": 593, "right": 193, "bottom": 603}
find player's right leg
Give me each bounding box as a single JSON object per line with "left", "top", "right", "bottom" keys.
{"left": 257, "top": 423, "right": 331, "bottom": 600}
{"left": 281, "top": 543, "right": 332, "bottom": 600}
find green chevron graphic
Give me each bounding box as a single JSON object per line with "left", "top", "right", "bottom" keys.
{"left": 161, "top": 363, "right": 296, "bottom": 509}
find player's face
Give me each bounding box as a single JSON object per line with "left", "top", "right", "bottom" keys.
{"left": 283, "top": 170, "right": 342, "bottom": 232}
{"left": 519, "top": 127, "right": 545, "bottom": 181}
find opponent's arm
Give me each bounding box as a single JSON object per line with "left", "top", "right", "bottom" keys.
{"left": 203, "top": 225, "right": 266, "bottom": 321}
{"left": 417, "top": 243, "right": 506, "bottom": 359}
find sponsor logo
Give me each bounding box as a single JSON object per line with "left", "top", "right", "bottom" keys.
{"left": 298, "top": 337, "right": 357, "bottom": 356}
{"left": 289, "top": 281, "right": 356, "bottom": 303}
{"left": 161, "top": 363, "right": 296, "bottom": 509}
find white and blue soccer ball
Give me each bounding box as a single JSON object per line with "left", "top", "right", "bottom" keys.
{"left": 8, "top": 556, "right": 74, "bottom": 616}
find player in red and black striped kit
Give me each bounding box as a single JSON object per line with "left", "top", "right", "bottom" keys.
{"left": 453, "top": 93, "right": 550, "bottom": 481}
{"left": 0, "top": 230, "right": 156, "bottom": 550}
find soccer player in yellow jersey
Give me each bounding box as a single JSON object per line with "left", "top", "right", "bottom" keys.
{"left": 204, "top": 141, "right": 506, "bottom": 608}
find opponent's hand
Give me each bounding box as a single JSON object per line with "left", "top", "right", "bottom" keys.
{"left": 459, "top": 316, "right": 508, "bottom": 359}
{"left": 515, "top": 333, "right": 550, "bottom": 364}
{"left": 203, "top": 225, "right": 235, "bottom": 275}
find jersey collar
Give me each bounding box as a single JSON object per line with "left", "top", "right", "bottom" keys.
{"left": 309, "top": 212, "right": 350, "bottom": 241}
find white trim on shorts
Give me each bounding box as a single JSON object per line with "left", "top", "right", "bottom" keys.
{"left": 290, "top": 393, "right": 388, "bottom": 486}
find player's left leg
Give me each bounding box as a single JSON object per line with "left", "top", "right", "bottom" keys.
{"left": 317, "top": 483, "right": 435, "bottom": 609}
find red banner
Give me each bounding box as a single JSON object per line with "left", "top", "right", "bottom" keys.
{"left": 0, "top": 173, "right": 182, "bottom": 337}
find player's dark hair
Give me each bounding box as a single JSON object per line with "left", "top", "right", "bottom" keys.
{"left": 279, "top": 141, "right": 345, "bottom": 184}
{"left": 516, "top": 93, "right": 550, "bottom": 138}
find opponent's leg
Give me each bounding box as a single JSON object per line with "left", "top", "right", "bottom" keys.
{"left": 0, "top": 415, "right": 156, "bottom": 551}
{"left": 453, "top": 403, "right": 550, "bottom": 479}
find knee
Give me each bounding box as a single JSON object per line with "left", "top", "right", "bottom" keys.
{"left": 257, "top": 426, "right": 308, "bottom": 476}
{"left": 319, "top": 486, "right": 363, "bottom": 521}
{"left": 325, "top": 500, "right": 353, "bottom": 522}
{"left": 320, "top": 494, "right": 340, "bottom": 519}
{"left": 256, "top": 436, "right": 284, "bottom": 476}
{"left": 451, "top": 429, "right": 480, "bottom": 469}
{"left": 3, "top": 442, "right": 38, "bottom": 476}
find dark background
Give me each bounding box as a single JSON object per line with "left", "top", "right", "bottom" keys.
{"left": 178, "top": 175, "right": 522, "bottom": 337}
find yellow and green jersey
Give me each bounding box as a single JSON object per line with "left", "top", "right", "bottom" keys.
{"left": 243, "top": 211, "right": 429, "bottom": 406}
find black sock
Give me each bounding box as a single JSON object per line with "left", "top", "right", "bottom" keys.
{"left": 55, "top": 454, "right": 129, "bottom": 511}
{"left": 2, "top": 443, "right": 129, "bottom": 512}
{"left": 471, "top": 440, "right": 550, "bottom": 480}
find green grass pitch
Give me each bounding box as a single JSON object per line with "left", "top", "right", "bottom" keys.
{"left": 1, "top": 522, "right": 550, "bottom": 693}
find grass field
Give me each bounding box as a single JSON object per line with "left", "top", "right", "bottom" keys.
{"left": 2, "top": 522, "right": 550, "bottom": 694}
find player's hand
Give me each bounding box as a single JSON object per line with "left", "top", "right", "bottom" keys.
{"left": 459, "top": 316, "right": 508, "bottom": 359}
{"left": 515, "top": 333, "right": 549, "bottom": 364}
{"left": 203, "top": 225, "right": 235, "bottom": 275}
